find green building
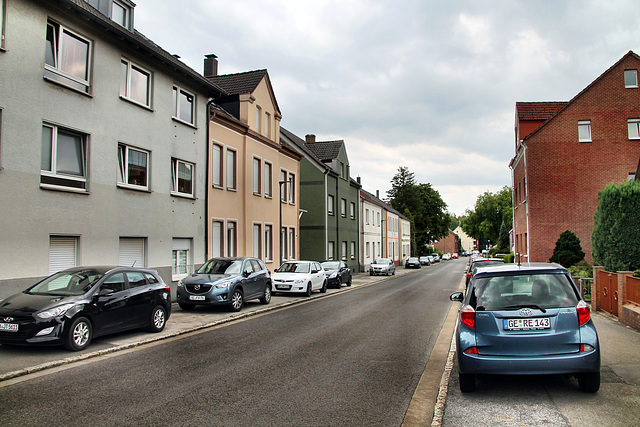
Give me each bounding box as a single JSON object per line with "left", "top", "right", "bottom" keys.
{"left": 281, "top": 129, "right": 361, "bottom": 272}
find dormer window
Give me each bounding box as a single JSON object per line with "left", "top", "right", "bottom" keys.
{"left": 111, "top": 0, "right": 131, "bottom": 29}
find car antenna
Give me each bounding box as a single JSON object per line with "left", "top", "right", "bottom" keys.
{"left": 131, "top": 260, "right": 137, "bottom": 267}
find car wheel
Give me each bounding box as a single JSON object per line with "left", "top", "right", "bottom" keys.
{"left": 259, "top": 284, "right": 272, "bottom": 304}
{"left": 369, "top": 271, "right": 373, "bottom": 276}
{"left": 149, "top": 305, "right": 167, "bottom": 333}
{"left": 392, "top": 269, "right": 395, "bottom": 275}
{"left": 304, "top": 283, "right": 312, "bottom": 297}
{"left": 347, "top": 277, "right": 352, "bottom": 286}
{"left": 229, "top": 289, "right": 244, "bottom": 312}
{"left": 178, "top": 302, "right": 196, "bottom": 311}
{"left": 578, "top": 371, "right": 600, "bottom": 393}
{"left": 64, "top": 316, "right": 92, "bottom": 351}
{"left": 459, "top": 373, "right": 476, "bottom": 392}
{"left": 320, "top": 280, "right": 327, "bottom": 293}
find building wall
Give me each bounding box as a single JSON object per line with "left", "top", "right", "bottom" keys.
{"left": 0, "top": 0, "right": 209, "bottom": 298}
{"left": 360, "top": 198, "right": 382, "bottom": 272}
{"left": 434, "top": 232, "right": 458, "bottom": 255}
{"left": 298, "top": 157, "right": 327, "bottom": 262}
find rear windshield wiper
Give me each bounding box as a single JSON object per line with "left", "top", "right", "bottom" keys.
{"left": 502, "top": 304, "right": 547, "bottom": 313}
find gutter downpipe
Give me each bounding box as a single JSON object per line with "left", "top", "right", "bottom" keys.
{"left": 524, "top": 143, "right": 530, "bottom": 262}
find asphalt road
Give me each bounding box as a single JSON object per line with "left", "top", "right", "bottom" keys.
{"left": 0, "top": 261, "right": 465, "bottom": 426}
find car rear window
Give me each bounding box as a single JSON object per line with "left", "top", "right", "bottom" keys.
{"left": 472, "top": 273, "right": 579, "bottom": 310}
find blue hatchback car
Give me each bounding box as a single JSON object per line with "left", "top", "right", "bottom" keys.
{"left": 450, "top": 263, "right": 600, "bottom": 393}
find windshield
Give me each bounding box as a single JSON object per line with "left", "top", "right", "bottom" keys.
{"left": 373, "top": 259, "right": 389, "bottom": 265}
{"left": 472, "top": 273, "right": 579, "bottom": 310}
{"left": 197, "top": 259, "right": 243, "bottom": 275}
{"left": 321, "top": 261, "right": 340, "bottom": 270}
{"left": 277, "top": 263, "right": 310, "bottom": 273}
{"left": 28, "top": 270, "right": 104, "bottom": 296}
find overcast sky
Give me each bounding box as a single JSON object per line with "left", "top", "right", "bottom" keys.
{"left": 135, "top": 0, "right": 640, "bottom": 216}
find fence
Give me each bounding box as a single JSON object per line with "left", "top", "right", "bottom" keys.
{"left": 592, "top": 267, "right": 640, "bottom": 332}
{"left": 572, "top": 277, "right": 592, "bottom": 302}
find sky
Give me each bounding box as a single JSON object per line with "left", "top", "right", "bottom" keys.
{"left": 134, "top": 0, "right": 640, "bottom": 216}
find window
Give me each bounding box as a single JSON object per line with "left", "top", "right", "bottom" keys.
{"left": 264, "top": 162, "right": 272, "bottom": 197}
{"left": 172, "top": 238, "right": 191, "bottom": 279}
{"left": 211, "top": 220, "right": 223, "bottom": 257}
{"left": 119, "top": 237, "right": 145, "bottom": 267}
{"left": 212, "top": 143, "right": 223, "bottom": 187}
{"left": 341, "top": 199, "right": 347, "bottom": 217}
{"left": 111, "top": 0, "right": 130, "bottom": 28}
{"left": 265, "top": 225, "right": 273, "bottom": 261}
{"left": 340, "top": 162, "right": 345, "bottom": 178}
{"left": 226, "top": 222, "right": 236, "bottom": 257}
{"left": 171, "top": 158, "right": 195, "bottom": 197}
{"left": 288, "top": 173, "right": 295, "bottom": 203}
{"left": 253, "top": 158, "right": 261, "bottom": 195}
{"left": 0, "top": 108, "right": 3, "bottom": 168}
{"left": 377, "top": 212, "right": 380, "bottom": 226}
{"left": 256, "top": 105, "right": 262, "bottom": 133}
{"left": 366, "top": 209, "right": 370, "bottom": 225}
{"left": 120, "top": 59, "right": 151, "bottom": 107}
{"left": 173, "top": 86, "right": 195, "bottom": 125}
{"left": 126, "top": 272, "right": 147, "bottom": 288}
{"left": 289, "top": 228, "right": 295, "bottom": 260}
{"left": 328, "top": 195, "right": 334, "bottom": 215}
{"left": 625, "top": 70, "right": 638, "bottom": 88}
{"left": 1, "top": 0, "right": 6, "bottom": 50}
{"left": 578, "top": 121, "right": 591, "bottom": 142}
{"left": 49, "top": 236, "right": 77, "bottom": 275}
{"left": 350, "top": 202, "right": 356, "bottom": 219}
{"left": 118, "top": 144, "right": 149, "bottom": 190}
{"left": 41, "top": 124, "right": 88, "bottom": 191}
{"left": 351, "top": 241, "right": 356, "bottom": 259}
{"left": 226, "top": 149, "right": 236, "bottom": 190}
{"left": 341, "top": 241, "right": 347, "bottom": 260}
{"left": 253, "top": 224, "right": 262, "bottom": 258}
{"left": 628, "top": 119, "right": 640, "bottom": 140}
{"left": 265, "top": 112, "right": 271, "bottom": 138}
{"left": 281, "top": 227, "right": 287, "bottom": 260}
{"left": 280, "top": 170, "right": 287, "bottom": 202}
{"left": 328, "top": 241, "right": 335, "bottom": 260}
{"left": 45, "top": 20, "right": 91, "bottom": 93}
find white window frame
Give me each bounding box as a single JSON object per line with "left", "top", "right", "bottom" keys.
{"left": 253, "top": 223, "right": 262, "bottom": 258}
{"left": 625, "top": 70, "right": 638, "bottom": 88}
{"left": 280, "top": 170, "right": 287, "bottom": 202}
{"left": 226, "top": 149, "right": 237, "bottom": 190}
{"left": 172, "top": 238, "right": 192, "bottom": 280}
{"left": 1, "top": 0, "right": 6, "bottom": 50}
{"left": 341, "top": 241, "right": 347, "bottom": 260}
{"left": 289, "top": 228, "right": 296, "bottom": 260}
{"left": 211, "top": 142, "right": 223, "bottom": 188}
{"left": 173, "top": 85, "right": 196, "bottom": 126}
{"left": 111, "top": 0, "right": 130, "bottom": 28}
{"left": 117, "top": 143, "right": 149, "bottom": 190}
{"left": 341, "top": 198, "right": 347, "bottom": 217}
{"left": 578, "top": 120, "right": 592, "bottom": 142}
{"left": 44, "top": 20, "right": 92, "bottom": 93}
{"left": 256, "top": 105, "right": 262, "bottom": 133}
{"left": 328, "top": 195, "right": 334, "bottom": 215}
{"left": 41, "top": 123, "right": 88, "bottom": 192}
{"left": 351, "top": 241, "right": 356, "bottom": 259}
{"left": 628, "top": 119, "right": 640, "bottom": 140}
{"left": 264, "top": 224, "right": 273, "bottom": 261}
{"left": 288, "top": 173, "right": 295, "bottom": 204}
{"left": 211, "top": 220, "right": 223, "bottom": 258}
{"left": 350, "top": 202, "right": 355, "bottom": 219}
{"left": 171, "top": 158, "right": 195, "bottom": 198}
{"left": 226, "top": 221, "right": 237, "bottom": 257}
{"left": 253, "top": 157, "right": 262, "bottom": 195}
{"left": 120, "top": 59, "right": 152, "bottom": 108}
{"left": 119, "top": 237, "right": 146, "bottom": 267}
{"left": 264, "top": 162, "right": 272, "bottom": 197}
{"left": 328, "top": 241, "right": 335, "bottom": 260}
{"left": 265, "top": 112, "right": 271, "bottom": 138}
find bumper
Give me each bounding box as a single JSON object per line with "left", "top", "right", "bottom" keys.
{"left": 458, "top": 349, "right": 600, "bottom": 375}
{"left": 176, "top": 288, "right": 233, "bottom": 305}
{"left": 273, "top": 283, "right": 307, "bottom": 293}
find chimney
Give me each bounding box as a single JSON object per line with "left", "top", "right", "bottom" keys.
{"left": 305, "top": 134, "right": 316, "bottom": 143}
{"left": 376, "top": 190, "right": 380, "bottom": 199}
{"left": 357, "top": 176, "right": 361, "bottom": 184}
{"left": 204, "top": 54, "right": 218, "bottom": 78}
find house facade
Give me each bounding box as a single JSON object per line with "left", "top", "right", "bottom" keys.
{"left": 0, "top": 0, "right": 223, "bottom": 298}
{"left": 433, "top": 230, "right": 460, "bottom": 255}
{"left": 510, "top": 51, "right": 640, "bottom": 263}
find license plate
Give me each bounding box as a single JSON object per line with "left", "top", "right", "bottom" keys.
{"left": 276, "top": 285, "right": 291, "bottom": 290}
{"left": 504, "top": 318, "right": 550, "bottom": 330}
{"left": 189, "top": 295, "right": 205, "bottom": 301}
{"left": 0, "top": 323, "right": 19, "bottom": 332}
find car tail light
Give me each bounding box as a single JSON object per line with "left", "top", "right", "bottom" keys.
{"left": 463, "top": 346, "right": 478, "bottom": 354}
{"left": 577, "top": 301, "right": 590, "bottom": 326}
{"left": 466, "top": 273, "right": 471, "bottom": 280}
{"left": 580, "top": 344, "right": 595, "bottom": 352}
{"left": 460, "top": 305, "right": 476, "bottom": 330}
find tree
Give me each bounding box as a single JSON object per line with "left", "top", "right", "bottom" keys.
{"left": 462, "top": 186, "right": 513, "bottom": 247}
{"left": 549, "top": 230, "right": 585, "bottom": 268}
{"left": 497, "top": 221, "right": 510, "bottom": 252}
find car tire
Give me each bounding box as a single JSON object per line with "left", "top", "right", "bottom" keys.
{"left": 346, "top": 277, "right": 352, "bottom": 287}
{"left": 178, "top": 302, "right": 196, "bottom": 311}
{"left": 320, "top": 280, "right": 327, "bottom": 293}
{"left": 304, "top": 283, "right": 312, "bottom": 297}
{"left": 259, "top": 284, "right": 272, "bottom": 304}
{"left": 229, "top": 289, "right": 244, "bottom": 312}
{"left": 459, "top": 373, "right": 476, "bottom": 392}
{"left": 149, "top": 305, "right": 167, "bottom": 333}
{"left": 578, "top": 371, "right": 600, "bottom": 393}
{"left": 392, "top": 269, "right": 395, "bottom": 275}
{"left": 369, "top": 271, "right": 373, "bottom": 276}
{"left": 64, "top": 316, "right": 92, "bottom": 351}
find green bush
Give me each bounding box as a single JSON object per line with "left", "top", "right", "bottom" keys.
{"left": 504, "top": 252, "right": 515, "bottom": 263}
{"left": 568, "top": 260, "right": 593, "bottom": 278}
{"left": 634, "top": 270, "right": 640, "bottom": 278}
{"left": 592, "top": 181, "right": 640, "bottom": 272}
{"left": 549, "top": 230, "right": 585, "bottom": 268}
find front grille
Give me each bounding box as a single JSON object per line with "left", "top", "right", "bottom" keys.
{"left": 186, "top": 284, "right": 212, "bottom": 294}
{"left": 0, "top": 316, "right": 35, "bottom": 343}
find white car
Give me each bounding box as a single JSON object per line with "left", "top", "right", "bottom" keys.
{"left": 272, "top": 261, "right": 327, "bottom": 296}
{"left": 442, "top": 253, "right": 452, "bottom": 260}
{"left": 369, "top": 258, "right": 396, "bottom": 276}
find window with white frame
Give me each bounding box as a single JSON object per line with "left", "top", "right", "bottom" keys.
{"left": 49, "top": 236, "right": 78, "bottom": 275}
{"left": 289, "top": 228, "right": 295, "bottom": 260}
{"left": 173, "top": 85, "right": 195, "bottom": 125}
{"left": 44, "top": 20, "right": 92, "bottom": 93}
{"left": 328, "top": 195, "right": 334, "bottom": 215}
{"left": 628, "top": 119, "right": 640, "bottom": 140}
{"left": 288, "top": 173, "right": 295, "bottom": 204}
{"left": 226, "top": 149, "right": 236, "bottom": 190}
{"left": 226, "top": 221, "right": 236, "bottom": 257}
{"left": 341, "top": 241, "right": 347, "bottom": 260}
{"left": 264, "top": 162, "right": 272, "bottom": 197}
{"left": 280, "top": 170, "right": 287, "bottom": 202}
{"left": 1, "top": 0, "right": 6, "bottom": 50}
{"left": 172, "top": 238, "right": 191, "bottom": 278}
{"left": 211, "top": 220, "right": 223, "bottom": 257}
{"left": 265, "top": 112, "right": 271, "bottom": 138}
{"left": 41, "top": 124, "right": 88, "bottom": 191}
{"left": 281, "top": 227, "right": 287, "bottom": 260}
{"left": 366, "top": 242, "right": 370, "bottom": 258}
{"left": 117, "top": 144, "right": 149, "bottom": 190}
{"left": 350, "top": 202, "right": 355, "bottom": 219}
{"left": 111, "top": 0, "right": 130, "bottom": 28}
{"left": 341, "top": 198, "right": 347, "bottom": 217}
{"left": 256, "top": 105, "right": 262, "bottom": 133}
{"left": 211, "top": 143, "right": 223, "bottom": 188}
{"left": 0, "top": 108, "right": 3, "bottom": 167}
{"left": 351, "top": 241, "right": 356, "bottom": 259}
{"left": 120, "top": 59, "right": 151, "bottom": 107}
{"left": 578, "top": 121, "right": 592, "bottom": 142}
{"left": 253, "top": 224, "right": 262, "bottom": 258}
{"left": 366, "top": 209, "right": 370, "bottom": 224}
{"left": 253, "top": 157, "right": 261, "bottom": 195}
{"left": 625, "top": 70, "right": 638, "bottom": 88}
{"left": 265, "top": 225, "right": 273, "bottom": 261}
{"left": 171, "top": 158, "right": 194, "bottom": 197}
{"left": 328, "top": 241, "right": 334, "bottom": 260}
{"left": 377, "top": 212, "right": 380, "bottom": 226}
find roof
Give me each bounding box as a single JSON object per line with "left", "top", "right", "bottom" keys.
{"left": 474, "top": 262, "right": 568, "bottom": 276}
{"left": 280, "top": 127, "right": 326, "bottom": 167}
{"left": 516, "top": 102, "right": 568, "bottom": 121}
{"left": 360, "top": 189, "right": 408, "bottom": 220}
{"left": 304, "top": 140, "right": 344, "bottom": 161}
{"left": 208, "top": 69, "right": 268, "bottom": 95}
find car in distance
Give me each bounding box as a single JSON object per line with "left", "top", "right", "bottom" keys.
{"left": 405, "top": 257, "right": 421, "bottom": 268}
{"left": 272, "top": 261, "right": 327, "bottom": 295}
{"left": 452, "top": 253, "right": 459, "bottom": 259}
{"left": 465, "top": 257, "right": 506, "bottom": 289}
{"left": 369, "top": 258, "right": 396, "bottom": 276}
{"left": 450, "top": 262, "right": 600, "bottom": 393}
{"left": 427, "top": 255, "right": 435, "bottom": 264}
{"left": 419, "top": 256, "right": 430, "bottom": 266}
{"left": 177, "top": 257, "right": 271, "bottom": 312}
{"left": 442, "top": 253, "right": 452, "bottom": 260}
{"left": 432, "top": 254, "right": 441, "bottom": 262}
{"left": 0, "top": 266, "right": 171, "bottom": 351}
{"left": 321, "top": 260, "right": 352, "bottom": 288}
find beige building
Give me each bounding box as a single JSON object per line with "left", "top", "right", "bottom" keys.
{"left": 453, "top": 225, "right": 475, "bottom": 254}
{"left": 206, "top": 61, "right": 301, "bottom": 271}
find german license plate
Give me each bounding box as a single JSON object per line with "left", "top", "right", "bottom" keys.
{"left": 504, "top": 318, "right": 550, "bottom": 330}
{"left": 189, "top": 295, "right": 205, "bottom": 301}
{"left": 0, "top": 323, "right": 18, "bottom": 332}
{"left": 276, "top": 285, "right": 291, "bottom": 290}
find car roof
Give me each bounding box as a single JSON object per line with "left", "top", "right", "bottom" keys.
{"left": 60, "top": 266, "right": 157, "bottom": 274}
{"left": 474, "top": 262, "right": 568, "bottom": 277}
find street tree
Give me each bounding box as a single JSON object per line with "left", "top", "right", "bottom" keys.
{"left": 462, "top": 186, "right": 513, "bottom": 248}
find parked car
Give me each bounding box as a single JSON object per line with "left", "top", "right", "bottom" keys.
{"left": 177, "top": 257, "right": 271, "bottom": 312}
{"left": 273, "top": 261, "right": 327, "bottom": 295}
{"left": 405, "top": 257, "right": 421, "bottom": 268}
{"left": 452, "top": 253, "right": 459, "bottom": 259}
{"left": 427, "top": 255, "right": 435, "bottom": 264}
{"left": 419, "top": 256, "right": 431, "bottom": 266}
{"left": 320, "top": 260, "right": 352, "bottom": 288}
{"left": 370, "top": 258, "right": 396, "bottom": 276}
{"left": 432, "top": 254, "right": 441, "bottom": 262}
{"left": 450, "top": 263, "right": 600, "bottom": 393}
{"left": 442, "top": 253, "right": 452, "bottom": 260}
{"left": 465, "top": 257, "right": 506, "bottom": 289}
{"left": 0, "top": 266, "right": 171, "bottom": 351}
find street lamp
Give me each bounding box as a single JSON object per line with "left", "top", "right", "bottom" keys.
{"left": 279, "top": 176, "right": 293, "bottom": 265}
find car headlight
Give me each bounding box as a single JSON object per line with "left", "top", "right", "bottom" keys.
{"left": 294, "top": 278, "right": 305, "bottom": 284}
{"left": 177, "top": 279, "right": 184, "bottom": 288}
{"left": 329, "top": 272, "right": 338, "bottom": 279}
{"left": 214, "top": 280, "right": 233, "bottom": 289}
{"left": 36, "top": 303, "right": 75, "bottom": 319}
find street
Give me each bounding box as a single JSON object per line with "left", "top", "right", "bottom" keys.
{"left": 0, "top": 261, "right": 463, "bottom": 426}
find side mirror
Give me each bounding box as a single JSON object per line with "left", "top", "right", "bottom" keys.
{"left": 243, "top": 269, "right": 252, "bottom": 277}
{"left": 98, "top": 287, "right": 114, "bottom": 297}
{"left": 311, "top": 269, "right": 319, "bottom": 274}
{"left": 450, "top": 292, "right": 464, "bottom": 302}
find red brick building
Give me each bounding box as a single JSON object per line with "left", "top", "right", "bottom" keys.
{"left": 510, "top": 51, "right": 640, "bottom": 264}
{"left": 433, "top": 230, "right": 459, "bottom": 255}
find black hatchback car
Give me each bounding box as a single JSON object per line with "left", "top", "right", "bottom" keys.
{"left": 321, "top": 260, "right": 352, "bottom": 288}
{"left": 0, "top": 266, "right": 171, "bottom": 351}
{"left": 177, "top": 257, "right": 272, "bottom": 312}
